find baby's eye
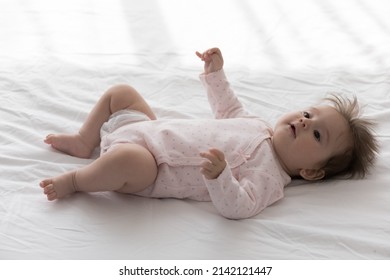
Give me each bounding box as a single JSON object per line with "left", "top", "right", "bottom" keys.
{"left": 314, "top": 130, "right": 321, "bottom": 142}
{"left": 303, "top": 111, "right": 310, "bottom": 118}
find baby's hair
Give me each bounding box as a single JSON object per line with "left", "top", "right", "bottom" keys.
{"left": 322, "top": 94, "right": 379, "bottom": 179}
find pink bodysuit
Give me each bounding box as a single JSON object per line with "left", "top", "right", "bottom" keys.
{"left": 100, "top": 70, "right": 291, "bottom": 219}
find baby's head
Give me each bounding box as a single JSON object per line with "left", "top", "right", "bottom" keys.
{"left": 272, "top": 94, "right": 379, "bottom": 180}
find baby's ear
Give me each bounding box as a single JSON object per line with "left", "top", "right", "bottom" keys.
{"left": 300, "top": 169, "right": 325, "bottom": 181}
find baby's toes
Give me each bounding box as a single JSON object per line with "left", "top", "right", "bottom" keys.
{"left": 44, "top": 134, "right": 55, "bottom": 144}
{"left": 40, "top": 179, "right": 53, "bottom": 188}
{"left": 47, "top": 191, "right": 58, "bottom": 201}
{"left": 39, "top": 180, "right": 58, "bottom": 200}
{"left": 42, "top": 185, "right": 58, "bottom": 200}
{"left": 43, "top": 184, "right": 55, "bottom": 195}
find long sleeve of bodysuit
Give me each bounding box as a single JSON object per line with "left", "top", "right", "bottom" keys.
{"left": 200, "top": 70, "right": 250, "bottom": 119}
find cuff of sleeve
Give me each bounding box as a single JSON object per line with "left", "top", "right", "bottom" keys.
{"left": 203, "top": 163, "right": 232, "bottom": 194}
{"left": 199, "top": 69, "right": 226, "bottom": 84}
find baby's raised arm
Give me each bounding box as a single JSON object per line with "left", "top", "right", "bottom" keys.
{"left": 195, "top": 47, "right": 224, "bottom": 74}
{"left": 197, "top": 47, "right": 248, "bottom": 119}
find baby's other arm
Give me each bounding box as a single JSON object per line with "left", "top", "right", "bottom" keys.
{"left": 196, "top": 48, "right": 224, "bottom": 74}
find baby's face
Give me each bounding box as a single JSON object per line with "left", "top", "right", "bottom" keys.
{"left": 272, "top": 105, "right": 352, "bottom": 178}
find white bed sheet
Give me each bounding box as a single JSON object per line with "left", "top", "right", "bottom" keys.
{"left": 1, "top": 0, "right": 389, "bottom": 259}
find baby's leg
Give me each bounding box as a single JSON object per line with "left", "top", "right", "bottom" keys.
{"left": 45, "top": 84, "right": 157, "bottom": 158}
{"left": 40, "top": 143, "right": 158, "bottom": 200}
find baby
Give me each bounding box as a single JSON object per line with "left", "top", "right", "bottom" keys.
{"left": 40, "top": 48, "right": 379, "bottom": 219}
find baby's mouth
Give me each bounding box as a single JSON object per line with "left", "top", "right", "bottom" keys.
{"left": 290, "top": 124, "right": 296, "bottom": 138}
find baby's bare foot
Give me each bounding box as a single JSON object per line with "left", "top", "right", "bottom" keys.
{"left": 44, "top": 133, "right": 93, "bottom": 158}
{"left": 40, "top": 172, "right": 78, "bottom": 201}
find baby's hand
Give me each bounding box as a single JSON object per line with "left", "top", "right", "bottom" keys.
{"left": 200, "top": 148, "right": 227, "bottom": 180}
{"left": 195, "top": 47, "right": 224, "bottom": 74}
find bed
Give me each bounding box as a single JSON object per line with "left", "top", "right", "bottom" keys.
{"left": 1, "top": 0, "right": 389, "bottom": 260}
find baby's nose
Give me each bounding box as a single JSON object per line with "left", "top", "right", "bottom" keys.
{"left": 299, "top": 118, "right": 309, "bottom": 128}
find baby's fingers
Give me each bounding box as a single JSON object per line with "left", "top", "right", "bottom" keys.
{"left": 195, "top": 51, "right": 204, "bottom": 60}
{"left": 200, "top": 167, "right": 215, "bottom": 180}
{"left": 200, "top": 160, "right": 215, "bottom": 171}
{"left": 200, "top": 149, "right": 226, "bottom": 165}
{"left": 196, "top": 49, "right": 216, "bottom": 61}
{"left": 200, "top": 161, "right": 220, "bottom": 180}
{"left": 206, "top": 47, "right": 221, "bottom": 56}
{"left": 209, "top": 148, "right": 225, "bottom": 162}
{"left": 200, "top": 151, "right": 218, "bottom": 165}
